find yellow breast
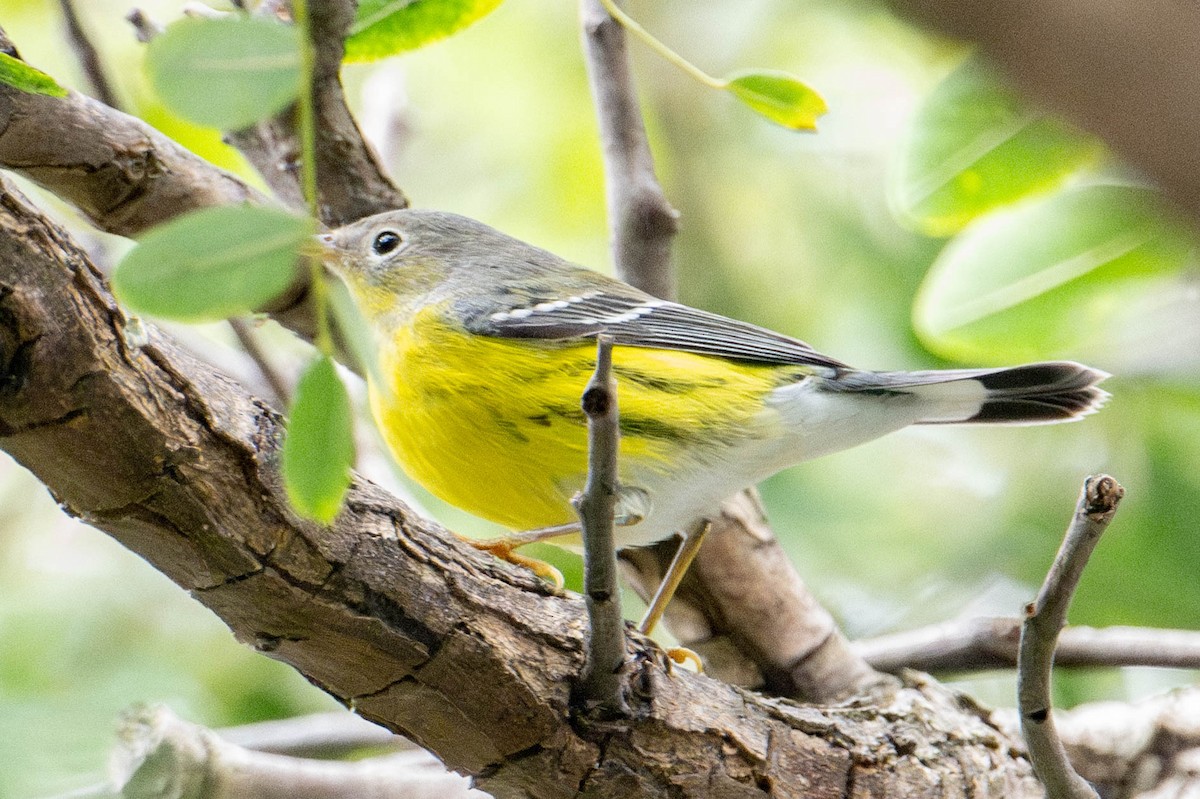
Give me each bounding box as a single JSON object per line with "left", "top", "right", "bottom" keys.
{"left": 369, "top": 305, "right": 788, "bottom": 531}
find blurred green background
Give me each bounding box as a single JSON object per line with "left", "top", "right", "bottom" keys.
{"left": 2, "top": 0, "right": 1198, "bottom": 796}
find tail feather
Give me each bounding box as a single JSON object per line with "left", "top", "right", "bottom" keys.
{"left": 833, "top": 361, "right": 1110, "bottom": 426}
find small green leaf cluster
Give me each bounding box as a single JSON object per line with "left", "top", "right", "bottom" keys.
{"left": 892, "top": 55, "right": 1193, "bottom": 368}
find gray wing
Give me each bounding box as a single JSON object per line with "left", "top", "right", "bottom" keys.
{"left": 460, "top": 290, "right": 847, "bottom": 369}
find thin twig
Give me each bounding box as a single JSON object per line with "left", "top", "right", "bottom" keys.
{"left": 216, "top": 710, "right": 406, "bottom": 758}
{"left": 579, "top": 0, "right": 679, "bottom": 299}
{"left": 57, "top": 0, "right": 119, "bottom": 109}
{"left": 579, "top": 0, "right": 878, "bottom": 701}
{"left": 125, "top": 9, "right": 165, "bottom": 43}
{"left": 1019, "top": 474, "right": 1124, "bottom": 799}
{"left": 574, "top": 335, "right": 627, "bottom": 715}
{"left": 109, "top": 705, "right": 481, "bottom": 799}
{"left": 855, "top": 617, "right": 1200, "bottom": 675}
{"left": 228, "top": 318, "right": 291, "bottom": 407}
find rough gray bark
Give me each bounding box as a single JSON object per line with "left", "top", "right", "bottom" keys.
{"left": 0, "top": 179, "right": 1041, "bottom": 797}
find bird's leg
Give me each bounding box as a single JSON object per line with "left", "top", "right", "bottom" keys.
{"left": 637, "top": 519, "right": 709, "bottom": 636}
{"left": 468, "top": 487, "right": 650, "bottom": 590}
{"left": 466, "top": 523, "right": 580, "bottom": 589}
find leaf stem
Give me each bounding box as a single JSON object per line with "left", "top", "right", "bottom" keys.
{"left": 594, "top": 0, "right": 726, "bottom": 90}
{"left": 290, "top": 0, "right": 333, "bottom": 357}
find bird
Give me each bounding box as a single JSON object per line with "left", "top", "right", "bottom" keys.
{"left": 317, "top": 208, "right": 1109, "bottom": 636}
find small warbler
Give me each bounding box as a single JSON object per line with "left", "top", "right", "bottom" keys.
{"left": 318, "top": 210, "right": 1108, "bottom": 630}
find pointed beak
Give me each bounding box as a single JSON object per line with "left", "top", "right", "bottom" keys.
{"left": 312, "top": 232, "right": 342, "bottom": 271}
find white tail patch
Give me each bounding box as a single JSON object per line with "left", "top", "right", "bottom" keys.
{"left": 908, "top": 379, "right": 990, "bottom": 423}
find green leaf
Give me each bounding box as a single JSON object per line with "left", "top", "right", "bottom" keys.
{"left": 345, "top": 0, "right": 504, "bottom": 62}
{"left": 113, "top": 206, "right": 311, "bottom": 322}
{"left": 0, "top": 52, "right": 67, "bottom": 97}
{"left": 724, "top": 70, "right": 826, "bottom": 131}
{"left": 283, "top": 356, "right": 355, "bottom": 524}
{"left": 145, "top": 16, "right": 301, "bottom": 129}
{"left": 892, "top": 56, "right": 1102, "bottom": 236}
{"left": 913, "top": 184, "right": 1194, "bottom": 363}
{"left": 328, "top": 280, "right": 384, "bottom": 387}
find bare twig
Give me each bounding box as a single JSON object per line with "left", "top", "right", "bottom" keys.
{"left": 217, "top": 711, "right": 405, "bottom": 759}
{"left": 227, "top": 318, "right": 291, "bottom": 407}
{"left": 574, "top": 335, "right": 627, "bottom": 715}
{"left": 1019, "top": 475, "right": 1124, "bottom": 799}
{"left": 578, "top": 0, "right": 877, "bottom": 700}
{"left": 579, "top": 0, "right": 679, "bottom": 299}
{"left": 855, "top": 617, "right": 1200, "bottom": 675}
{"left": 57, "top": 0, "right": 120, "bottom": 109}
{"left": 109, "top": 705, "right": 482, "bottom": 799}
{"left": 126, "top": 9, "right": 165, "bottom": 43}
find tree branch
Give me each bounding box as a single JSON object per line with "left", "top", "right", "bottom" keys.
{"left": 575, "top": 335, "right": 628, "bottom": 715}
{"left": 216, "top": 711, "right": 404, "bottom": 759}
{"left": 0, "top": 174, "right": 1042, "bottom": 798}
{"left": 579, "top": 0, "right": 878, "bottom": 703}
{"left": 0, "top": 35, "right": 264, "bottom": 237}
{"left": 855, "top": 617, "right": 1200, "bottom": 674}
{"left": 579, "top": 0, "right": 679, "bottom": 300}
{"left": 1019, "top": 475, "right": 1124, "bottom": 799}
{"left": 109, "top": 705, "right": 482, "bottom": 799}
{"left": 57, "top": 0, "right": 120, "bottom": 109}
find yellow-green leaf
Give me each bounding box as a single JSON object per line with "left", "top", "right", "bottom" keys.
{"left": 913, "top": 184, "right": 1192, "bottom": 363}
{"left": 113, "top": 206, "right": 311, "bottom": 322}
{"left": 725, "top": 70, "right": 826, "bottom": 131}
{"left": 345, "top": 0, "right": 504, "bottom": 62}
{"left": 892, "top": 56, "right": 1102, "bottom": 236}
{"left": 145, "top": 16, "right": 301, "bottom": 129}
{"left": 0, "top": 52, "right": 66, "bottom": 97}
{"left": 283, "top": 356, "right": 355, "bottom": 524}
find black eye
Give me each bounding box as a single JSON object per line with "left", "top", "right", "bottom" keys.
{"left": 372, "top": 230, "right": 403, "bottom": 255}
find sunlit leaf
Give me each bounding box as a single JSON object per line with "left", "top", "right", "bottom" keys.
{"left": 145, "top": 16, "right": 301, "bottom": 129}
{"left": 913, "top": 185, "right": 1193, "bottom": 363}
{"left": 725, "top": 70, "right": 826, "bottom": 131}
{"left": 892, "top": 56, "right": 1102, "bottom": 236}
{"left": 345, "top": 0, "right": 504, "bottom": 62}
{"left": 283, "top": 356, "right": 354, "bottom": 524}
{"left": 0, "top": 52, "right": 66, "bottom": 97}
{"left": 113, "top": 206, "right": 311, "bottom": 322}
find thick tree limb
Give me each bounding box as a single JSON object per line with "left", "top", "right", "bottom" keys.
{"left": 0, "top": 81, "right": 264, "bottom": 237}
{"left": 0, "top": 175, "right": 1041, "bottom": 797}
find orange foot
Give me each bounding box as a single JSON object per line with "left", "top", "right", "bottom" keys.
{"left": 465, "top": 536, "right": 565, "bottom": 590}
